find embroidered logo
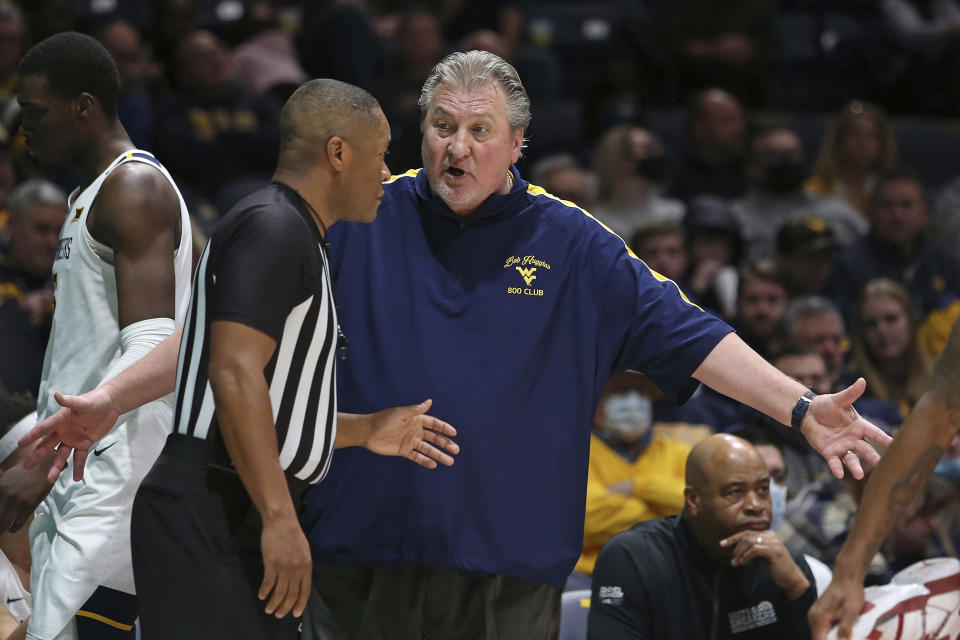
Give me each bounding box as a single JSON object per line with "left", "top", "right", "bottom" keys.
{"left": 516, "top": 266, "right": 537, "bottom": 286}
{"left": 728, "top": 601, "right": 777, "bottom": 634}
{"left": 504, "top": 254, "right": 550, "bottom": 297}
{"left": 598, "top": 586, "right": 624, "bottom": 606}
{"left": 72, "top": 206, "right": 83, "bottom": 222}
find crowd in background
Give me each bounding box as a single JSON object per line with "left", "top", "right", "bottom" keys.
{"left": 2, "top": 0, "right": 960, "bottom": 608}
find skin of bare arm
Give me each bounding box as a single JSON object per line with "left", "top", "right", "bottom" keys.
{"left": 807, "top": 316, "right": 960, "bottom": 640}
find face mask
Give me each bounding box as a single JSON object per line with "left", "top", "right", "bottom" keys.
{"left": 761, "top": 156, "right": 806, "bottom": 193}
{"left": 598, "top": 391, "right": 653, "bottom": 442}
{"left": 770, "top": 481, "right": 787, "bottom": 531}
{"left": 635, "top": 155, "right": 670, "bottom": 183}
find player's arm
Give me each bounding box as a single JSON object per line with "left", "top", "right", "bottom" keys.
{"left": 335, "top": 405, "right": 459, "bottom": 468}
{"left": 208, "top": 319, "right": 311, "bottom": 620}
{"left": 808, "top": 316, "right": 960, "bottom": 640}
{"left": 0, "top": 163, "right": 183, "bottom": 530}
{"left": 20, "top": 328, "right": 184, "bottom": 482}
{"left": 693, "top": 333, "right": 892, "bottom": 479}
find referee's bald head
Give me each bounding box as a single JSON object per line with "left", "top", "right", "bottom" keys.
{"left": 278, "top": 78, "right": 383, "bottom": 165}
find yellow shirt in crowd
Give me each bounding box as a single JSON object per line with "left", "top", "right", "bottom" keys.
{"left": 576, "top": 433, "right": 691, "bottom": 575}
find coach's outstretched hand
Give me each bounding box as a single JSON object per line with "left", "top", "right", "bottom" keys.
{"left": 800, "top": 378, "right": 893, "bottom": 480}
{"left": 19, "top": 389, "right": 120, "bottom": 483}
{"left": 363, "top": 399, "right": 459, "bottom": 468}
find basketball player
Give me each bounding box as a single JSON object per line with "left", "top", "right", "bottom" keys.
{"left": 4, "top": 32, "right": 192, "bottom": 639}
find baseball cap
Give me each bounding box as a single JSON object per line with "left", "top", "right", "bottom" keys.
{"left": 776, "top": 216, "right": 837, "bottom": 256}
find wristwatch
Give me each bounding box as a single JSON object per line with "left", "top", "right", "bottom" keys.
{"left": 791, "top": 391, "right": 817, "bottom": 430}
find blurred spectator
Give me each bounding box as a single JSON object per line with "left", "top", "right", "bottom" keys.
{"left": 775, "top": 217, "right": 839, "bottom": 297}
{"left": 589, "top": 434, "right": 815, "bottom": 640}
{"left": 592, "top": 124, "right": 684, "bottom": 238}
{"left": 296, "top": 1, "right": 383, "bottom": 91}
{"left": 150, "top": 0, "right": 200, "bottom": 74}
{"left": 731, "top": 426, "right": 788, "bottom": 529}
{"left": 631, "top": 221, "right": 691, "bottom": 291}
{"left": 648, "top": 0, "right": 775, "bottom": 106}
{"left": 781, "top": 296, "right": 847, "bottom": 388}
{"left": 375, "top": 6, "right": 448, "bottom": 175}
{"left": 154, "top": 29, "right": 280, "bottom": 212}
{"left": 734, "top": 259, "right": 789, "bottom": 358}
{"left": 682, "top": 196, "right": 742, "bottom": 318}
{"left": 881, "top": 0, "right": 960, "bottom": 115}
{"left": 0, "top": 131, "right": 18, "bottom": 241}
{"left": 433, "top": 0, "right": 524, "bottom": 60}
{"left": 849, "top": 278, "right": 932, "bottom": 415}
{"left": 96, "top": 19, "right": 159, "bottom": 150}
{"left": 230, "top": 0, "right": 308, "bottom": 103}
{"left": 575, "top": 372, "right": 690, "bottom": 578}
{"left": 669, "top": 88, "right": 749, "bottom": 202}
{"left": 0, "top": 180, "right": 65, "bottom": 394}
{"left": 827, "top": 166, "right": 960, "bottom": 322}
{"left": 778, "top": 468, "right": 953, "bottom": 585}
{"left": 24, "top": 0, "right": 74, "bottom": 43}
{"left": 732, "top": 125, "right": 866, "bottom": 262}
{"left": 0, "top": 4, "right": 24, "bottom": 110}
{"left": 807, "top": 101, "right": 898, "bottom": 214}
{"left": 528, "top": 153, "right": 596, "bottom": 211}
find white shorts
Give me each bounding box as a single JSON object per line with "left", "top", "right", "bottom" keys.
{"left": 27, "top": 399, "right": 171, "bottom": 639}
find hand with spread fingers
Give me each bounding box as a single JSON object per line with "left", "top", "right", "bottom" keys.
{"left": 800, "top": 378, "right": 893, "bottom": 479}
{"left": 19, "top": 389, "right": 120, "bottom": 483}
{"left": 363, "top": 399, "right": 459, "bottom": 468}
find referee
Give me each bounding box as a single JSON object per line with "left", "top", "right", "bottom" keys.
{"left": 128, "top": 79, "right": 459, "bottom": 640}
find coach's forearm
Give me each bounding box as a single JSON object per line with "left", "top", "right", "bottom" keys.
{"left": 693, "top": 333, "right": 808, "bottom": 426}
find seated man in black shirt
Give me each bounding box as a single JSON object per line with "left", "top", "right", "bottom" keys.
{"left": 589, "top": 433, "right": 815, "bottom": 639}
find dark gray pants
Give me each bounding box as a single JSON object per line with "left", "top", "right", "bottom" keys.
{"left": 303, "top": 563, "right": 561, "bottom": 640}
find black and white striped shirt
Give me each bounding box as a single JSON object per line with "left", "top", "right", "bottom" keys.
{"left": 173, "top": 183, "right": 338, "bottom": 484}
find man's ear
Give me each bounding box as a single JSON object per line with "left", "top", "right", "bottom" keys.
{"left": 327, "top": 136, "right": 351, "bottom": 172}
{"left": 684, "top": 486, "right": 699, "bottom": 516}
{"left": 75, "top": 92, "right": 95, "bottom": 119}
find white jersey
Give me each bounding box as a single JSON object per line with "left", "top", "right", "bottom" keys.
{"left": 0, "top": 547, "right": 30, "bottom": 622}
{"left": 29, "top": 150, "right": 192, "bottom": 640}
{"left": 36, "top": 149, "right": 192, "bottom": 421}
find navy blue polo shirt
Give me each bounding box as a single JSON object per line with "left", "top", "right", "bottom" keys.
{"left": 302, "top": 167, "right": 733, "bottom": 586}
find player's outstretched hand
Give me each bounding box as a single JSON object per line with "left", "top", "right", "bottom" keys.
{"left": 800, "top": 378, "right": 894, "bottom": 479}
{"left": 364, "top": 399, "right": 459, "bottom": 468}
{"left": 19, "top": 389, "right": 121, "bottom": 483}
{"left": 808, "top": 572, "right": 866, "bottom": 640}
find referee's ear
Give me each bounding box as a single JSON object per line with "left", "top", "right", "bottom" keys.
{"left": 327, "top": 136, "right": 351, "bottom": 173}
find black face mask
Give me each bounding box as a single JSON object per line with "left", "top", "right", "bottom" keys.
{"left": 761, "top": 156, "right": 806, "bottom": 193}
{"left": 635, "top": 154, "right": 670, "bottom": 183}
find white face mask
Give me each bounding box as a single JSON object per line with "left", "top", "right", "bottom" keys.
{"left": 598, "top": 391, "right": 653, "bottom": 442}
{"left": 770, "top": 481, "right": 787, "bottom": 531}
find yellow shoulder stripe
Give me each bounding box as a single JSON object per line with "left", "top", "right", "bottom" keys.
{"left": 526, "top": 182, "right": 701, "bottom": 310}
{"left": 385, "top": 168, "right": 421, "bottom": 184}
{"left": 75, "top": 610, "right": 135, "bottom": 631}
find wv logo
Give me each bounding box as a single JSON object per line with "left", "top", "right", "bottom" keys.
{"left": 72, "top": 206, "right": 84, "bottom": 222}
{"left": 516, "top": 266, "right": 538, "bottom": 286}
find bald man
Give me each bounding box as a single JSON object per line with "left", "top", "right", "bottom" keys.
{"left": 588, "top": 434, "right": 815, "bottom": 640}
